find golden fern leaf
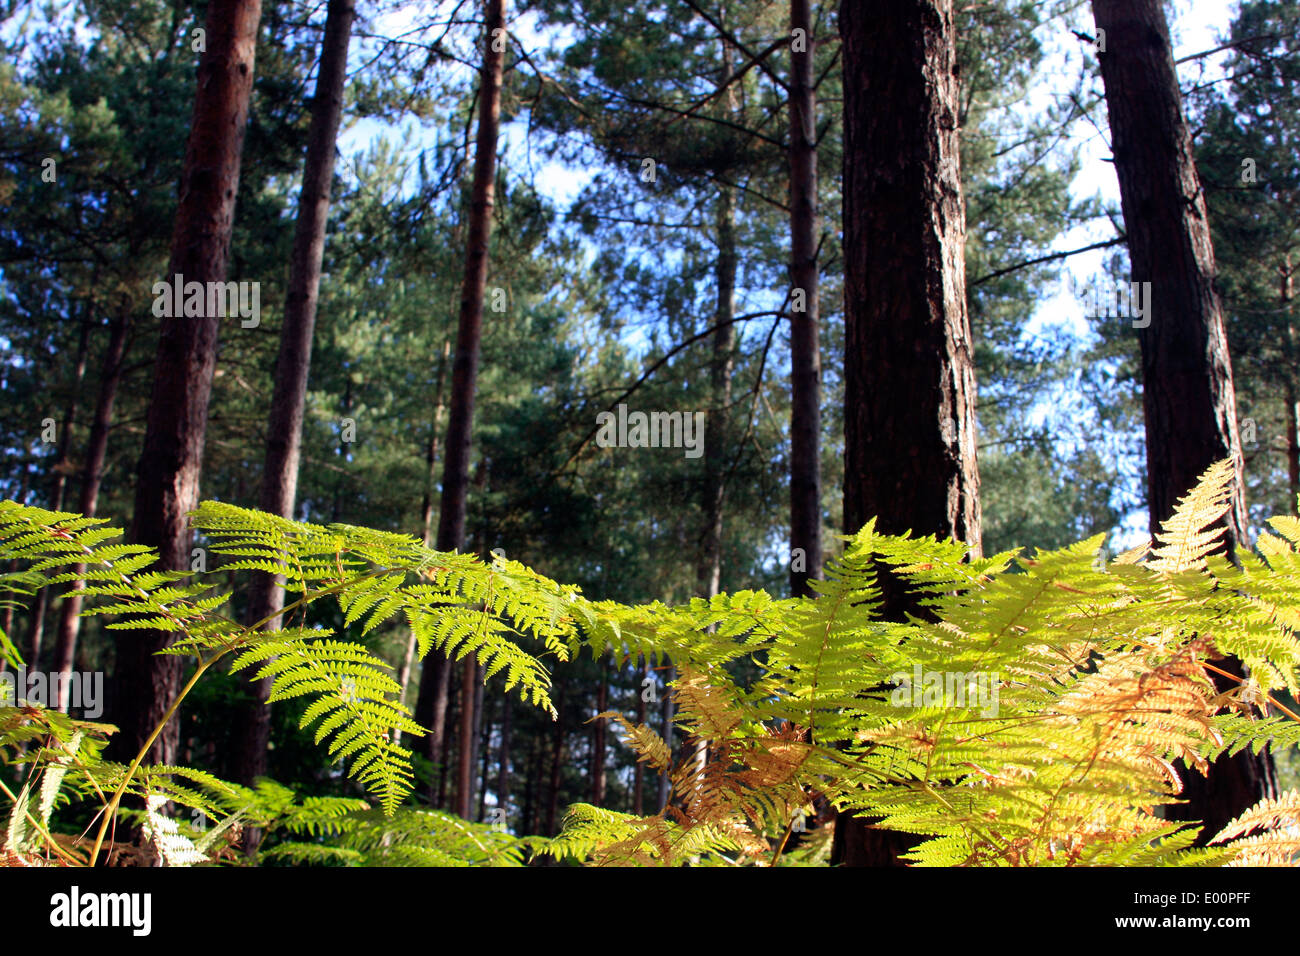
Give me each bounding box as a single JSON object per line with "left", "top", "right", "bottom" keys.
{"left": 1210, "top": 789, "right": 1300, "bottom": 865}
{"left": 671, "top": 668, "right": 742, "bottom": 741}
{"left": 1147, "top": 459, "right": 1236, "bottom": 574}
{"left": 598, "top": 711, "right": 672, "bottom": 773}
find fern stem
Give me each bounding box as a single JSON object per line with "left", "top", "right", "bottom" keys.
{"left": 88, "top": 655, "right": 214, "bottom": 867}
{"left": 0, "top": 774, "right": 85, "bottom": 866}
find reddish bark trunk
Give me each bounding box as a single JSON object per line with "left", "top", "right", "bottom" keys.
{"left": 787, "top": 0, "right": 823, "bottom": 599}
{"left": 545, "top": 675, "right": 567, "bottom": 836}
{"left": 397, "top": 338, "right": 451, "bottom": 737}
{"left": 1090, "top": 0, "right": 1275, "bottom": 841}
{"left": 114, "top": 0, "right": 263, "bottom": 766}
{"left": 52, "top": 314, "right": 131, "bottom": 711}
{"left": 496, "top": 690, "right": 511, "bottom": 820}
{"left": 27, "top": 314, "right": 91, "bottom": 670}
{"left": 833, "top": 0, "right": 981, "bottom": 867}
{"left": 633, "top": 656, "right": 646, "bottom": 815}
{"left": 415, "top": 0, "right": 507, "bottom": 815}
{"left": 591, "top": 655, "right": 608, "bottom": 807}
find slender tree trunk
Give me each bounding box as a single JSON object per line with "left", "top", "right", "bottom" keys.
{"left": 28, "top": 316, "right": 90, "bottom": 671}
{"left": 788, "top": 0, "right": 823, "bottom": 599}
{"left": 522, "top": 732, "right": 540, "bottom": 834}
{"left": 496, "top": 690, "right": 511, "bottom": 820}
{"left": 113, "top": 0, "right": 262, "bottom": 766}
{"left": 833, "top": 0, "right": 982, "bottom": 867}
{"left": 52, "top": 315, "right": 131, "bottom": 711}
{"left": 437, "top": 669, "right": 454, "bottom": 808}
{"left": 633, "top": 656, "right": 646, "bottom": 814}
{"left": 656, "top": 662, "right": 675, "bottom": 811}
{"left": 1287, "top": 384, "right": 1298, "bottom": 511}
{"left": 476, "top": 683, "right": 490, "bottom": 821}
{"left": 591, "top": 654, "right": 608, "bottom": 807}
{"left": 398, "top": 338, "right": 451, "bottom": 736}
{"left": 456, "top": 660, "right": 484, "bottom": 818}
{"left": 232, "top": 0, "right": 355, "bottom": 787}
{"left": 415, "top": 0, "right": 507, "bottom": 815}
{"left": 2, "top": 472, "right": 31, "bottom": 669}
{"left": 545, "top": 676, "right": 567, "bottom": 836}
{"left": 698, "top": 186, "right": 736, "bottom": 599}
{"left": 1091, "top": 0, "right": 1276, "bottom": 842}
{"left": 1283, "top": 260, "right": 1297, "bottom": 511}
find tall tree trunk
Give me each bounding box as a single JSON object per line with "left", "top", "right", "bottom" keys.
{"left": 232, "top": 0, "right": 355, "bottom": 787}
{"left": 591, "top": 654, "right": 608, "bottom": 807}
{"left": 414, "top": 0, "right": 507, "bottom": 814}
{"left": 1090, "top": 0, "right": 1276, "bottom": 842}
{"left": 398, "top": 338, "right": 451, "bottom": 737}
{"left": 52, "top": 314, "right": 131, "bottom": 711}
{"left": 633, "top": 656, "right": 646, "bottom": 814}
{"left": 476, "top": 682, "right": 490, "bottom": 821}
{"left": 28, "top": 314, "right": 90, "bottom": 670}
{"left": 456, "top": 660, "right": 484, "bottom": 818}
{"left": 437, "top": 668, "right": 454, "bottom": 808}
{"left": 522, "top": 731, "right": 540, "bottom": 834}
{"left": 787, "top": 0, "right": 823, "bottom": 599}
{"left": 455, "top": 465, "right": 491, "bottom": 817}
{"left": 656, "top": 661, "right": 675, "bottom": 811}
{"left": 698, "top": 186, "right": 736, "bottom": 599}
{"left": 833, "top": 0, "right": 982, "bottom": 867}
{"left": 113, "top": 0, "right": 262, "bottom": 766}
{"left": 1, "top": 472, "right": 31, "bottom": 670}
{"left": 496, "top": 690, "right": 512, "bottom": 820}
{"left": 1283, "top": 259, "right": 1297, "bottom": 511}
{"left": 545, "top": 675, "right": 567, "bottom": 836}
{"left": 1287, "top": 383, "right": 1298, "bottom": 511}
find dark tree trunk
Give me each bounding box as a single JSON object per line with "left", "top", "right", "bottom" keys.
{"left": 232, "top": 0, "right": 355, "bottom": 787}
{"left": 415, "top": 0, "right": 506, "bottom": 813}
{"left": 1287, "top": 380, "right": 1298, "bottom": 512}
{"left": 437, "top": 668, "right": 454, "bottom": 808}
{"left": 52, "top": 314, "right": 131, "bottom": 711}
{"left": 633, "top": 656, "right": 646, "bottom": 815}
{"left": 1, "top": 473, "right": 31, "bottom": 669}
{"left": 113, "top": 0, "right": 262, "bottom": 766}
{"left": 698, "top": 185, "right": 736, "bottom": 600}
{"left": 833, "top": 0, "right": 982, "bottom": 867}
{"left": 1283, "top": 260, "right": 1297, "bottom": 511}
{"left": 522, "top": 732, "right": 540, "bottom": 834}
{"left": 787, "top": 0, "right": 823, "bottom": 599}
{"left": 591, "top": 654, "right": 608, "bottom": 806}
{"left": 28, "top": 315, "right": 91, "bottom": 671}
{"left": 545, "top": 675, "right": 567, "bottom": 836}
{"left": 476, "top": 683, "right": 490, "bottom": 821}
{"left": 1091, "top": 0, "right": 1276, "bottom": 843}
{"left": 496, "top": 690, "right": 511, "bottom": 820}
{"left": 456, "top": 660, "right": 484, "bottom": 818}
{"left": 398, "top": 338, "right": 451, "bottom": 731}
{"left": 656, "top": 662, "right": 675, "bottom": 811}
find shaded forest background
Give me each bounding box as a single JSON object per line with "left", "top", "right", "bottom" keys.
{"left": 2, "top": 0, "right": 1300, "bottom": 857}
